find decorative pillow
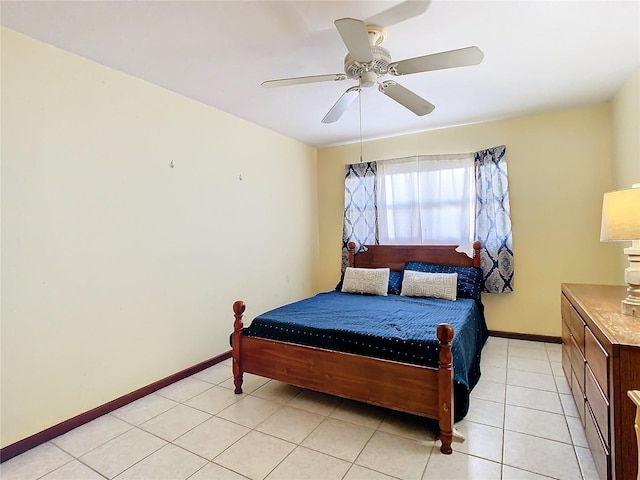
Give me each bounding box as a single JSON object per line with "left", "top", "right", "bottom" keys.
{"left": 400, "top": 270, "right": 458, "bottom": 301}
{"left": 341, "top": 267, "right": 390, "bottom": 296}
{"left": 404, "top": 261, "right": 483, "bottom": 300}
{"left": 388, "top": 271, "right": 403, "bottom": 295}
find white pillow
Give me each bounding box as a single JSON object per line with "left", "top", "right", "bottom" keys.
{"left": 400, "top": 270, "right": 458, "bottom": 301}
{"left": 341, "top": 267, "right": 390, "bottom": 296}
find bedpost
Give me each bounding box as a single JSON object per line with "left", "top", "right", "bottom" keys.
{"left": 232, "top": 300, "right": 246, "bottom": 394}
{"left": 472, "top": 241, "right": 481, "bottom": 268}
{"left": 348, "top": 242, "right": 356, "bottom": 267}
{"left": 437, "top": 323, "right": 455, "bottom": 454}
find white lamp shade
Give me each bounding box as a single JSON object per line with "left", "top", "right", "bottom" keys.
{"left": 600, "top": 187, "right": 640, "bottom": 241}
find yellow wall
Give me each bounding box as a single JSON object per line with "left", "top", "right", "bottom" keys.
{"left": 0, "top": 29, "right": 319, "bottom": 447}
{"left": 610, "top": 65, "right": 640, "bottom": 279}
{"left": 611, "top": 65, "right": 640, "bottom": 190}
{"left": 317, "top": 105, "right": 621, "bottom": 337}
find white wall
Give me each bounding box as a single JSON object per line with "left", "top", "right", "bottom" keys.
{"left": 1, "top": 28, "right": 319, "bottom": 447}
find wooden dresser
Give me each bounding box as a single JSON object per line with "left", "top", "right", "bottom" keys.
{"left": 561, "top": 284, "right": 640, "bottom": 480}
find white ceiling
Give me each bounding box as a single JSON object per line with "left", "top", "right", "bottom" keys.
{"left": 2, "top": 1, "right": 639, "bottom": 148}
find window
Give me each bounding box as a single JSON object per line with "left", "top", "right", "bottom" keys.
{"left": 376, "top": 154, "right": 475, "bottom": 254}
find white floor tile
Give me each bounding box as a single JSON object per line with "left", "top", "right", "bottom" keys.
{"left": 251, "top": 380, "right": 303, "bottom": 405}
{"left": 51, "top": 415, "right": 132, "bottom": 457}
{"left": 111, "top": 394, "right": 179, "bottom": 426}
{"left": 550, "top": 362, "right": 564, "bottom": 376}
{"left": 508, "top": 356, "right": 553, "bottom": 375}
{"left": 464, "top": 397, "right": 505, "bottom": 428}
{"left": 356, "top": 430, "right": 431, "bottom": 480}
{"left": 287, "top": 389, "right": 341, "bottom": 416}
{"left": 504, "top": 405, "right": 571, "bottom": 444}
{"left": 554, "top": 375, "right": 571, "bottom": 395}
{"left": 481, "top": 364, "right": 507, "bottom": 383}
{"left": 483, "top": 337, "right": 509, "bottom": 356}
{"left": 507, "top": 369, "right": 557, "bottom": 392}
{"left": 217, "top": 395, "right": 282, "bottom": 429}
{"left": 192, "top": 363, "right": 234, "bottom": 385}
{"left": 0, "top": 443, "right": 74, "bottom": 480}
{"left": 559, "top": 394, "right": 580, "bottom": 418}
{"left": 377, "top": 411, "right": 438, "bottom": 443}
{"left": 481, "top": 353, "right": 508, "bottom": 368}
{"left": 188, "top": 462, "right": 248, "bottom": 480}
{"left": 508, "top": 346, "right": 549, "bottom": 361}
{"left": 575, "top": 445, "right": 600, "bottom": 480}
{"left": 508, "top": 339, "right": 546, "bottom": 351}
{"left": 174, "top": 416, "right": 250, "bottom": 460}
{"left": 79, "top": 428, "right": 167, "bottom": 479}
{"left": 449, "top": 420, "right": 503, "bottom": 463}
{"left": 566, "top": 415, "right": 588, "bottom": 448}
{"left": 256, "top": 405, "right": 324, "bottom": 444}
{"left": 39, "top": 460, "right": 106, "bottom": 479}
{"left": 503, "top": 430, "right": 581, "bottom": 480}
{"left": 424, "top": 448, "right": 502, "bottom": 480}
{"left": 113, "top": 444, "right": 207, "bottom": 479}
{"left": 329, "top": 399, "right": 385, "bottom": 429}
{"left": 155, "top": 377, "right": 213, "bottom": 403}
{"left": 502, "top": 464, "right": 557, "bottom": 479}
{"left": 301, "top": 417, "right": 374, "bottom": 462}
{"left": 344, "top": 464, "right": 399, "bottom": 480}
{"left": 214, "top": 430, "right": 295, "bottom": 480}
{"left": 506, "top": 385, "right": 563, "bottom": 414}
{"left": 184, "top": 385, "right": 243, "bottom": 415}
{"left": 139, "top": 404, "right": 211, "bottom": 441}
{"left": 469, "top": 380, "right": 506, "bottom": 403}
{"left": 266, "top": 446, "right": 350, "bottom": 480}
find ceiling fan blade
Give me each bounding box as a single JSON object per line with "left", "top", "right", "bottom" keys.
{"left": 334, "top": 18, "right": 374, "bottom": 64}
{"left": 322, "top": 86, "right": 361, "bottom": 124}
{"left": 262, "top": 73, "right": 347, "bottom": 88}
{"left": 389, "top": 46, "right": 484, "bottom": 76}
{"left": 365, "top": 1, "right": 431, "bottom": 28}
{"left": 378, "top": 81, "right": 434, "bottom": 116}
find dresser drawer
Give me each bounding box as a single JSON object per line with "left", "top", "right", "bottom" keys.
{"left": 584, "top": 326, "right": 608, "bottom": 398}
{"left": 569, "top": 305, "right": 585, "bottom": 353}
{"left": 585, "top": 402, "right": 609, "bottom": 480}
{"left": 585, "top": 364, "right": 609, "bottom": 448}
{"left": 571, "top": 369, "right": 585, "bottom": 425}
{"left": 561, "top": 294, "right": 572, "bottom": 327}
{"left": 561, "top": 320, "right": 572, "bottom": 381}
{"left": 569, "top": 335, "right": 585, "bottom": 393}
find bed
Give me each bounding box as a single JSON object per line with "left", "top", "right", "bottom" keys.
{"left": 231, "top": 241, "right": 487, "bottom": 454}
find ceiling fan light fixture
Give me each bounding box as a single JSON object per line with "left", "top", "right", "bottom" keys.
{"left": 360, "top": 70, "right": 378, "bottom": 88}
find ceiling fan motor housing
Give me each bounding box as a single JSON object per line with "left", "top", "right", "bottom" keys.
{"left": 344, "top": 45, "right": 392, "bottom": 84}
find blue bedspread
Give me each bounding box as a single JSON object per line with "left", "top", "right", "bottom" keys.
{"left": 243, "top": 291, "right": 488, "bottom": 421}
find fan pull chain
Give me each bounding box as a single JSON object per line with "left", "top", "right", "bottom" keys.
{"left": 359, "top": 80, "right": 363, "bottom": 163}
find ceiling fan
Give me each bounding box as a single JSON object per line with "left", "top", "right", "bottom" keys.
{"left": 261, "top": 2, "right": 484, "bottom": 124}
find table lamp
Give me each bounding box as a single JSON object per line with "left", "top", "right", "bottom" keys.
{"left": 600, "top": 185, "right": 640, "bottom": 318}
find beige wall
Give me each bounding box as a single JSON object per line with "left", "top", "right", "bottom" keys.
{"left": 611, "top": 65, "right": 640, "bottom": 190}
{"left": 0, "top": 29, "right": 319, "bottom": 447}
{"left": 317, "top": 105, "right": 621, "bottom": 338}
{"left": 610, "top": 65, "right": 640, "bottom": 280}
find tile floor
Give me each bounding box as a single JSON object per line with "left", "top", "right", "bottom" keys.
{"left": 1, "top": 337, "right": 600, "bottom": 480}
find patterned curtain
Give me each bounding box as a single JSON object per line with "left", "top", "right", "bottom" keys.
{"left": 342, "top": 162, "right": 379, "bottom": 272}
{"left": 475, "top": 145, "right": 514, "bottom": 293}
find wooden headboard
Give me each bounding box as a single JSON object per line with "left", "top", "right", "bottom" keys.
{"left": 348, "top": 241, "right": 481, "bottom": 271}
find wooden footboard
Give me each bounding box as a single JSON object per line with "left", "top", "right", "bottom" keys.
{"left": 231, "top": 300, "right": 455, "bottom": 454}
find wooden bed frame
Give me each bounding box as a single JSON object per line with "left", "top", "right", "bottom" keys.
{"left": 231, "top": 241, "right": 482, "bottom": 454}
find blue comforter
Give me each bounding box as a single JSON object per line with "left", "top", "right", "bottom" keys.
{"left": 243, "top": 291, "right": 488, "bottom": 421}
